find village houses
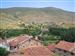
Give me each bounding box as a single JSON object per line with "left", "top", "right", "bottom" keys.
{"left": 48, "top": 41, "right": 75, "bottom": 56}
{"left": 0, "top": 35, "right": 75, "bottom": 56}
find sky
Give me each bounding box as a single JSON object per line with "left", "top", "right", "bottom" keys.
{"left": 0, "top": 0, "right": 75, "bottom": 12}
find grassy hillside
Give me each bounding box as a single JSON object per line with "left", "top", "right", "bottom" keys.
{"left": 0, "top": 7, "right": 75, "bottom": 29}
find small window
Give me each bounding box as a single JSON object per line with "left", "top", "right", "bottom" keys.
{"left": 71, "top": 53, "right": 74, "bottom": 55}
{"left": 63, "top": 50, "right": 66, "bottom": 53}
{"left": 58, "top": 49, "right": 61, "bottom": 51}
{"left": 14, "top": 46, "right": 16, "bottom": 48}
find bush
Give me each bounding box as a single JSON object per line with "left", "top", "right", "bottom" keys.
{"left": 0, "top": 47, "right": 9, "bottom": 56}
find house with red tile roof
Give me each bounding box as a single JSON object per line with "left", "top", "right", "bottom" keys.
{"left": 8, "top": 34, "right": 42, "bottom": 52}
{"left": 54, "top": 41, "right": 75, "bottom": 56}
{"left": 23, "top": 46, "right": 53, "bottom": 56}
{"left": 9, "top": 46, "right": 53, "bottom": 56}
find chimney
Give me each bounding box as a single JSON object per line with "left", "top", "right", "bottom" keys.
{"left": 35, "top": 36, "right": 38, "bottom": 40}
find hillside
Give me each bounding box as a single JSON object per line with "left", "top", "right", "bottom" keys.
{"left": 0, "top": 7, "right": 75, "bottom": 29}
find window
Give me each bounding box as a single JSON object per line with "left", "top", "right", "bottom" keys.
{"left": 71, "top": 53, "right": 74, "bottom": 56}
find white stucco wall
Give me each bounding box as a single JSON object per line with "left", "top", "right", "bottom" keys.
{"left": 0, "top": 42, "right": 10, "bottom": 51}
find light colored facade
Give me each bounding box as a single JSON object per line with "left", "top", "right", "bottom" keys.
{"left": 0, "top": 42, "right": 10, "bottom": 51}
{"left": 18, "top": 39, "right": 42, "bottom": 49}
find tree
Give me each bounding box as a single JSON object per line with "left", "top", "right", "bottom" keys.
{"left": 48, "top": 26, "right": 75, "bottom": 42}
{"left": 0, "top": 47, "right": 9, "bottom": 56}
{"left": 19, "top": 23, "right": 42, "bottom": 37}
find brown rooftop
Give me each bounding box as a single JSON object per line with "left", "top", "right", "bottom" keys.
{"left": 23, "top": 46, "right": 53, "bottom": 56}
{"left": 9, "top": 46, "right": 53, "bottom": 56}
{"left": 55, "top": 41, "right": 75, "bottom": 54}
{"left": 9, "top": 35, "right": 32, "bottom": 47}
{"left": 47, "top": 44, "right": 55, "bottom": 51}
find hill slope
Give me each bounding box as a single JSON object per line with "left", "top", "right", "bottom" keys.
{"left": 0, "top": 7, "right": 75, "bottom": 29}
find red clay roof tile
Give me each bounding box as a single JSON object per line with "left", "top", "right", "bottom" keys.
{"left": 47, "top": 44, "right": 55, "bottom": 51}
{"left": 55, "top": 41, "right": 75, "bottom": 54}
{"left": 24, "top": 46, "right": 53, "bottom": 56}
{"left": 9, "top": 35, "right": 32, "bottom": 47}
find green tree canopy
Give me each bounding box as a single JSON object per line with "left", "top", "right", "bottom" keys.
{"left": 48, "top": 27, "right": 75, "bottom": 42}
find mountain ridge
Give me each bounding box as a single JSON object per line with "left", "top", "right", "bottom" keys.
{"left": 0, "top": 7, "right": 75, "bottom": 29}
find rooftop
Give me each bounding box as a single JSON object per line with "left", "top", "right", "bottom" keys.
{"left": 9, "top": 35, "right": 33, "bottom": 47}
{"left": 23, "top": 46, "right": 53, "bottom": 56}
{"left": 9, "top": 46, "right": 53, "bottom": 56}
{"left": 47, "top": 44, "right": 55, "bottom": 51}
{"left": 55, "top": 41, "right": 75, "bottom": 54}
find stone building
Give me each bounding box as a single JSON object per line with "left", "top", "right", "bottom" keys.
{"left": 8, "top": 34, "right": 42, "bottom": 52}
